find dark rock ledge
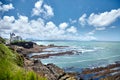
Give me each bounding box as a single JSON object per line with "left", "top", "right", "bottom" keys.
{"left": 24, "top": 59, "right": 77, "bottom": 80}
{"left": 31, "top": 51, "right": 74, "bottom": 59}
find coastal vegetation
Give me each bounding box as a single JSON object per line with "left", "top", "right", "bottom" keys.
{"left": 0, "top": 37, "right": 46, "bottom": 80}
{"left": 0, "top": 37, "right": 6, "bottom": 44}
{"left": 11, "top": 40, "right": 26, "bottom": 44}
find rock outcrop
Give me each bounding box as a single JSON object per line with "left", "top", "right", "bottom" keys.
{"left": 24, "top": 59, "right": 77, "bottom": 80}
{"left": 11, "top": 42, "right": 35, "bottom": 49}
{"left": 31, "top": 51, "right": 74, "bottom": 59}
{"left": 80, "top": 63, "right": 120, "bottom": 80}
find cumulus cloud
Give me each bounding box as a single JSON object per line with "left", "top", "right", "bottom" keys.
{"left": 0, "top": 15, "right": 79, "bottom": 40}
{"left": 67, "top": 26, "right": 77, "bottom": 33}
{"left": 79, "top": 8, "right": 120, "bottom": 35}
{"left": 69, "top": 18, "right": 77, "bottom": 24}
{"left": 32, "top": 0, "right": 43, "bottom": 16}
{"left": 3, "top": 16, "right": 15, "bottom": 22}
{"left": 79, "top": 8, "right": 120, "bottom": 30}
{"left": 0, "top": 2, "right": 14, "bottom": 12}
{"left": 32, "top": 0, "right": 54, "bottom": 18}
{"left": 59, "top": 22, "right": 68, "bottom": 30}
{"left": 0, "top": 16, "right": 14, "bottom": 30}
{"left": 79, "top": 14, "right": 87, "bottom": 26}
{"left": 0, "top": 15, "right": 96, "bottom": 41}
{"left": 88, "top": 9, "right": 120, "bottom": 27}
{"left": 43, "top": 4, "right": 54, "bottom": 18}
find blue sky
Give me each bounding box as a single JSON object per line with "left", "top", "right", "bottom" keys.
{"left": 0, "top": 0, "right": 120, "bottom": 41}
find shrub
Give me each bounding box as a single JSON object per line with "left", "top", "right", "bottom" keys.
{"left": 0, "top": 37, "right": 6, "bottom": 44}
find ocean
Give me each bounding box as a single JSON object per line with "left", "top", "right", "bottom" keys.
{"left": 32, "top": 41, "right": 120, "bottom": 72}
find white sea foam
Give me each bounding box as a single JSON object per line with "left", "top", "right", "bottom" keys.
{"left": 29, "top": 46, "right": 104, "bottom": 58}
{"left": 81, "top": 49, "right": 96, "bottom": 53}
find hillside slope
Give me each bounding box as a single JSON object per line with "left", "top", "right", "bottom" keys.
{"left": 0, "top": 43, "right": 46, "bottom": 80}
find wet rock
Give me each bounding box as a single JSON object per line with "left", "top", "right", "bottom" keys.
{"left": 33, "top": 59, "right": 43, "bottom": 66}
{"left": 81, "top": 63, "right": 120, "bottom": 80}
{"left": 48, "top": 44, "right": 55, "bottom": 47}
{"left": 32, "top": 51, "right": 74, "bottom": 59}
{"left": 32, "top": 63, "right": 57, "bottom": 80}
{"left": 46, "top": 63, "right": 65, "bottom": 79}
{"left": 28, "top": 60, "right": 77, "bottom": 80}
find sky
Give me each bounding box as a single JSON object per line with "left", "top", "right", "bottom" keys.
{"left": 0, "top": 0, "right": 120, "bottom": 41}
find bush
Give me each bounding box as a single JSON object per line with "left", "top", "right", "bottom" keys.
{"left": 0, "top": 37, "right": 5, "bottom": 44}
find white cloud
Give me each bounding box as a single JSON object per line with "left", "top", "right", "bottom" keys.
{"left": 0, "top": 2, "right": 14, "bottom": 12}
{"left": 0, "top": 16, "right": 14, "bottom": 30}
{"left": 110, "top": 26, "right": 116, "bottom": 29}
{"left": 18, "top": 15, "right": 28, "bottom": 23}
{"left": 32, "top": 0, "right": 54, "bottom": 18}
{"left": 43, "top": 4, "right": 54, "bottom": 18}
{"left": 78, "top": 8, "right": 120, "bottom": 35}
{"left": 35, "top": 0, "right": 43, "bottom": 9}
{"left": 0, "top": 15, "right": 79, "bottom": 40}
{"left": 69, "top": 18, "right": 77, "bottom": 24}
{"left": 87, "top": 26, "right": 106, "bottom": 36}
{"left": 87, "top": 30, "right": 95, "bottom": 35}
{"left": 95, "top": 27, "right": 106, "bottom": 30}
{"left": 45, "top": 21, "right": 56, "bottom": 29}
{"left": 88, "top": 8, "right": 120, "bottom": 27}
{"left": 67, "top": 26, "right": 77, "bottom": 33}
{"left": 0, "top": 14, "right": 97, "bottom": 41}
{"left": 79, "top": 14, "right": 87, "bottom": 26}
{"left": 59, "top": 22, "right": 68, "bottom": 30}
{"left": 32, "top": 0, "right": 43, "bottom": 16}
{"left": 3, "top": 16, "right": 15, "bottom": 22}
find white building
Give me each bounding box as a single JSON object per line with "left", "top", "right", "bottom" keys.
{"left": 10, "top": 33, "right": 22, "bottom": 43}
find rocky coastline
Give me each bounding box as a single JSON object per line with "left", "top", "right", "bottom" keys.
{"left": 9, "top": 41, "right": 120, "bottom": 80}
{"left": 24, "top": 59, "right": 76, "bottom": 80}
{"left": 9, "top": 42, "right": 77, "bottom": 80}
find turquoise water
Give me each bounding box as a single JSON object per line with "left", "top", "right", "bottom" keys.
{"left": 33, "top": 41, "right": 120, "bottom": 72}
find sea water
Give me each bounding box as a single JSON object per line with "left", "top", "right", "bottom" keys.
{"left": 33, "top": 41, "right": 120, "bottom": 72}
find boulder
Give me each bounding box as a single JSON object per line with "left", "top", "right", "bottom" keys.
{"left": 46, "top": 63, "right": 65, "bottom": 79}
{"left": 31, "top": 60, "right": 76, "bottom": 80}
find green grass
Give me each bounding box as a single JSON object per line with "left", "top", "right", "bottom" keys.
{"left": 0, "top": 43, "right": 47, "bottom": 80}
{"left": 11, "top": 40, "right": 26, "bottom": 44}
{"left": 0, "top": 37, "right": 6, "bottom": 44}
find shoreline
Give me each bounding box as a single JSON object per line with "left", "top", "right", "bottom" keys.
{"left": 10, "top": 41, "right": 120, "bottom": 80}
{"left": 9, "top": 43, "right": 77, "bottom": 80}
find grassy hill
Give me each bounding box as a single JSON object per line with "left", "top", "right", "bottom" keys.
{"left": 0, "top": 43, "right": 46, "bottom": 80}
{"left": 0, "top": 37, "right": 6, "bottom": 44}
